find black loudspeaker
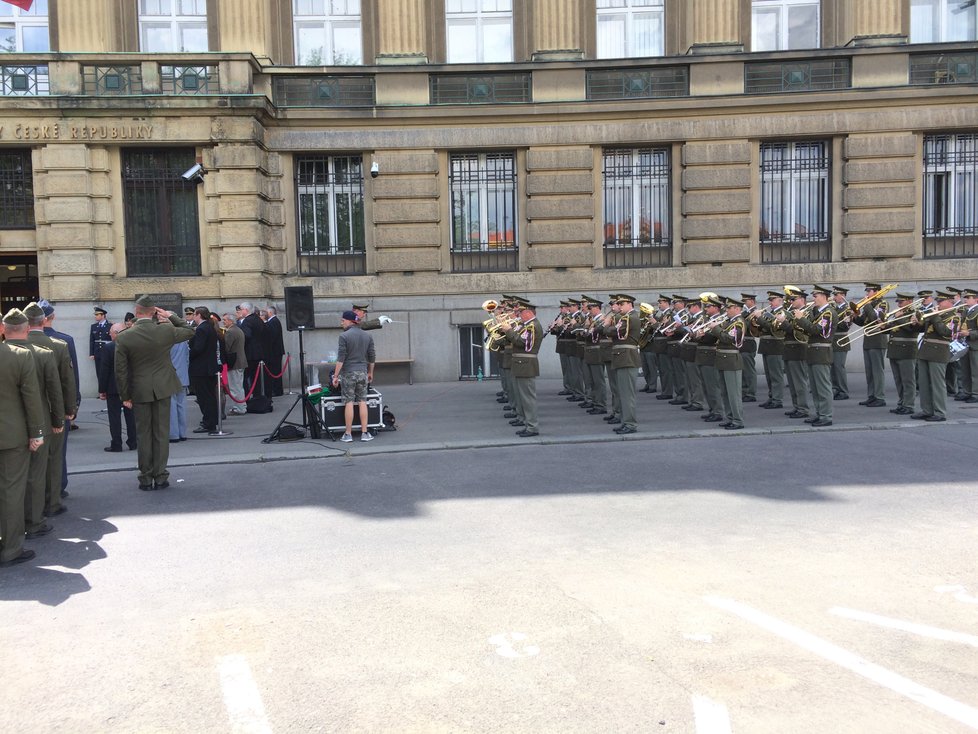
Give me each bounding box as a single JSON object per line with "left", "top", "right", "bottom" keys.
{"left": 284, "top": 286, "right": 315, "bottom": 331}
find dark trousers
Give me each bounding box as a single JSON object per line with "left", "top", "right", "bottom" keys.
{"left": 191, "top": 374, "right": 219, "bottom": 430}
{"left": 107, "top": 393, "right": 137, "bottom": 449}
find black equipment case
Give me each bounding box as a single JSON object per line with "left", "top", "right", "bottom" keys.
{"left": 316, "top": 387, "right": 384, "bottom": 435}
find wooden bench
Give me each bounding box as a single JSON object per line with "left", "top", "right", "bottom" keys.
{"left": 374, "top": 358, "right": 415, "bottom": 385}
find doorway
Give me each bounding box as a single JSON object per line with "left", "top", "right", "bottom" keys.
{"left": 0, "top": 254, "right": 39, "bottom": 313}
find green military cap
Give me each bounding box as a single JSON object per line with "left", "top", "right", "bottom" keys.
{"left": 740, "top": 293, "right": 757, "bottom": 301}
{"left": 671, "top": 294, "right": 686, "bottom": 302}
{"left": 917, "top": 289, "right": 934, "bottom": 297}
{"left": 559, "top": 300, "right": 570, "bottom": 307}
{"left": 831, "top": 285, "right": 849, "bottom": 295}
{"left": 657, "top": 294, "right": 671, "bottom": 302}
{"left": 500, "top": 294, "right": 518, "bottom": 302}
{"left": 936, "top": 290, "right": 955, "bottom": 301}
{"left": 894, "top": 292, "right": 915, "bottom": 301}
{"left": 518, "top": 302, "right": 537, "bottom": 310}
{"left": 23, "top": 302, "right": 45, "bottom": 320}
{"left": 788, "top": 289, "right": 809, "bottom": 299}
{"left": 2, "top": 307, "right": 28, "bottom": 325}
{"left": 725, "top": 296, "right": 744, "bottom": 308}
{"left": 586, "top": 297, "right": 603, "bottom": 307}
{"left": 617, "top": 294, "right": 636, "bottom": 304}
{"left": 184, "top": 307, "right": 195, "bottom": 315}
{"left": 946, "top": 286, "right": 963, "bottom": 295}
{"left": 766, "top": 290, "right": 782, "bottom": 299}
{"left": 784, "top": 285, "right": 803, "bottom": 297}
{"left": 706, "top": 296, "right": 725, "bottom": 309}
{"left": 352, "top": 303, "right": 370, "bottom": 311}
{"left": 962, "top": 288, "right": 978, "bottom": 297}
{"left": 135, "top": 294, "right": 155, "bottom": 308}
{"left": 812, "top": 285, "right": 832, "bottom": 297}
{"left": 566, "top": 297, "right": 580, "bottom": 305}
{"left": 864, "top": 282, "right": 882, "bottom": 291}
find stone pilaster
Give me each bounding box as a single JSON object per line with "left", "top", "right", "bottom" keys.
{"left": 55, "top": 0, "right": 121, "bottom": 53}
{"left": 33, "top": 144, "right": 114, "bottom": 301}
{"left": 375, "top": 0, "right": 427, "bottom": 64}
{"left": 530, "top": 0, "right": 584, "bottom": 61}
{"left": 681, "top": 141, "right": 751, "bottom": 264}
{"left": 688, "top": 0, "right": 743, "bottom": 54}
{"left": 525, "top": 147, "right": 594, "bottom": 270}
{"left": 216, "top": 0, "right": 280, "bottom": 62}
{"left": 843, "top": 0, "right": 906, "bottom": 46}
{"left": 370, "top": 151, "right": 440, "bottom": 273}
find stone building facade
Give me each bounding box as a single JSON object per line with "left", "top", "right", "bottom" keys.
{"left": 0, "top": 0, "right": 976, "bottom": 391}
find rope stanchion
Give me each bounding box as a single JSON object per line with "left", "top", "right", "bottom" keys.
{"left": 210, "top": 371, "right": 233, "bottom": 437}
{"left": 221, "top": 363, "right": 262, "bottom": 404}
{"left": 261, "top": 355, "right": 290, "bottom": 380}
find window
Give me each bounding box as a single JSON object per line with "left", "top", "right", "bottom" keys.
{"left": 923, "top": 134, "right": 978, "bottom": 258}
{"left": 0, "top": 150, "right": 34, "bottom": 229}
{"left": 296, "top": 155, "right": 365, "bottom": 275}
{"left": 459, "top": 324, "right": 499, "bottom": 379}
{"left": 449, "top": 152, "right": 517, "bottom": 273}
{"left": 744, "top": 58, "right": 849, "bottom": 93}
{"left": 0, "top": 0, "right": 49, "bottom": 53}
{"left": 294, "top": 0, "right": 362, "bottom": 65}
{"left": 759, "top": 141, "right": 830, "bottom": 263}
{"left": 430, "top": 73, "right": 530, "bottom": 104}
{"left": 751, "top": 0, "right": 819, "bottom": 51}
{"left": 602, "top": 148, "right": 672, "bottom": 268}
{"left": 123, "top": 149, "right": 201, "bottom": 276}
{"left": 446, "top": 0, "right": 512, "bottom": 63}
{"left": 596, "top": 0, "right": 664, "bottom": 59}
{"left": 587, "top": 66, "right": 688, "bottom": 99}
{"left": 911, "top": 0, "right": 977, "bottom": 43}
{"left": 139, "top": 0, "right": 208, "bottom": 53}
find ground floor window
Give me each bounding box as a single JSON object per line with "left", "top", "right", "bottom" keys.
{"left": 759, "top": 140, "right": 830, "bottom": 263}
{"left": 0, "top": 149, "right": 34, "bottom": 229}
{"left": 459, "top": 324, "right": 499, "bottom": 379}
{"left": 923, "top": 133, "right": 978, "bottom": 258}
{"left": 602, "top": 146, "right": 672, "bottom": 268}
{"left": 449, "top": 152, "right": 518, "bottom": 273}
{"left": 296, "top": 154, "right": 365, "bottom": 275}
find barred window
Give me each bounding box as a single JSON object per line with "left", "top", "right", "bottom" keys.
{"left": 923, "top": 134, "right": 978, "bottom": 258}
{"left": 0, "top": 149, "right": 34, "bottom": 229}
{"left": 459, "top": 324, "right": 499, "bottom": 379}
{"left": 596, "top": 0, "right": 665, "bottom": 59}
{"left": 139, "top": 0, "right": 208, "bottom": 52}
{"left": 911, "top": 0, "right": 977, "bottom": 43}
{"left": 449, "top": 152, "right": 517, "bottom": 273}
{"left": 122, "top": 149, "right": 201, "bottom": 276}
{"left": 752, "top": 0, "right": 819, "bottom": 51}
{"left": 446, "top": 0, "right": 513, "bottom": 63}
{"left": 0, "top": 0, "right": 49, "bottom": 53}
{"left": 759, "top": 141, "right": 830, "bottom": 264}
{"left": 602, "top": 148, "right": 672, "bottom": 268}
{"left": 294, "top": 0, "right": 362, "bottom": 65}
{"left": 296, "top": 155, "right": 365, "bottom": 275}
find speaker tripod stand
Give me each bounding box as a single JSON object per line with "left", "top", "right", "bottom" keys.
{"left": 262, "top": 327, "right": 328, "bottom": 443}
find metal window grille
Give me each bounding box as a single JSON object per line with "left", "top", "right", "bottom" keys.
{"left": 83, "top": 65, "right": 142, "bottom": 95}
{"left": 449, "top": 152, "right": 518, "bottom": 273}
{"left": 759, "top": 141, "right": 830, "bottom": 264}
{"left": 587, "top": 66, "right": 688, "bottom": 100}
{"left": 273, "top": 75, "right": 375, "bottom": 106}
{"left": 910, "top": 53, "right": 978, "bottom": 85}
{"left": 122, "top": 149, "right": 201, "bottom": 276}
{"left": 745, "top": 58, "right": 850, "bottom": 93}
{"left": 923, "top": 133, "right": 978, "bottom": 258}
{"left": 296, "top": 155, "right": 366, "bottom": 276}
{"left": 459, "top": 324, "right": 499, "bottom": 379}
{"left": 602, "top": 147, "right": 672, "bottom": 268}
{"left": 0, "top": 150, "right": 35, "bottom": 229}
{"left": 1, "top": 65, "right": 48, "bottom": 96}
{"left": 160, "top": 65, "right": 219, "bottom": 95}
{"left": 430, "top": 74, "right": 530, "bottom": 104}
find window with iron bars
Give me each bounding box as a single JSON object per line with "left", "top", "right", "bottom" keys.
{"left": 0, "top": 149, "right": 34, "bottom": 229}
{"left": 923, "top": 133, "right": 978, "bottom": 258}
{"left": 449, "top": 152, "right": 518, "bottom": 273}
{"left": 759, "top": 141, "right": 830, "bottom": 264}
{"left": 296, "top": 155, "right": 365, "bottom": 276}
{"left": 122, "top": 149, "right": 201, "bottom": 276}
{"left": 459, "top": 324, "right": 500, "bottom": 379}
{"left": 602, "top": 147, "right": 672, "bottom": 268}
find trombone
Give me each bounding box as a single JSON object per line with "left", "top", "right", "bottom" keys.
{"left": 848, "top": 283, "right": 898, "bottom": 314}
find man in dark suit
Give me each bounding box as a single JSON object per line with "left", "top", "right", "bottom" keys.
{"left": 115, "top": 296, "right": 195, "bottom": 491}
{"left": 188, "top": 306, "right": 221, "bottom": 434}
{"left": 90, "top": 306, "right": 112, "bottom": 376}
{"left": 237, "top": 302, "right": 266, "bottom": 400}
{"left": 0, "top": 308, "right": 47, "bottom": 568}
{"left": 262, "top": 305, "right": 286, "bottom": 397}
{"left": 98, "top": 323, "right": 137, "bottom": 452}
{"left": 40, "top": 301, "right": 78, "bottom": 497}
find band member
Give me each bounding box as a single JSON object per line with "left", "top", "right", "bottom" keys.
{"left": 946, "top": 286, "right": 965, "bottom": 398}
{"left": 663, "top": 295, "right": 688, "bottom": 405}
{"left": 638, "top": 302, "right": 658, "bottom": 394}
{"left": 695, "top": 296, "right": 723, "bottom": 422}
{"left": 830, "top": 286, "right": 851, "bottom": 400}
{"left": 853, "top": 283, "right": 889, "bottom": 407}
{"left": 582, "top": 297, "right": 610, "bottom": 415}
{"left": 739, "top": 293, "right": 759, "bottom": 403}
{"left": 755, "top": 291, "right": 786, "bottom": 409}
{"left": 564, "top": 298, "right": 587, "bottom": 403}
{"left": 677, "top": 296, "right": 705, "bottom": 413}
{"left": 652, "top": 294, "right": 674, "bottom": 400}
{"left": 886, "top": 292, "right": 920, "bottom": 415}
{"left": 917, "top": 290, "right": 937, "bottom": 314}
{"left": 796, "top": 285, "right": 836, "bottom": 426}
{"left": 778, "top": 287, "right": 811, "bottom": 419}
{"left": 608, "top": 294, "right": 641, "bottom": 434}
{"left": 959, "top": 289, "right": 978, "bottom": 403}
{"left": 711, "top": 297, "right": 745, "bottom": 430}
{"left": 913, "top": 290, "right": 956, "bottom": 422}
{"left": 500, "top": 303, "right": 543, "bottom": 437}
{"left": 602, "top": 296, "right": 623, "bottom": 425}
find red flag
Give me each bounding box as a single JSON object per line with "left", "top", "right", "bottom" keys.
{"left": 2, "top": 0, "right": 35, "bottom": 10}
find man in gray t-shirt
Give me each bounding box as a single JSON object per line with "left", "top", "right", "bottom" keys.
{"left": 331, "top": 311, "right": 376, "bottom": 442}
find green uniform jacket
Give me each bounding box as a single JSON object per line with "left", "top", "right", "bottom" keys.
{"left": 359, "top": 317, "right": 382, "bottom": 331}
{"left": 0, "top": 341, "right": 46, "bottom": 450}
{"left": 711, "top": 317, "right": 745, "bottom": 371}
{"left": 965, "top": 305, "right": 978, "bottom": 351}
{"left": 918, "top": 313, "right": 953, "bottom": 364}
{"left": 853, "top": 302, "right": 889, "bottom": 350}
{"left": 6, "top": 340, "right": 64, "bottom": 434}
{"left": 885, "top": 315, "right": 919, "bottom": 360}
{"left": 507, "top": 318, "right": 543, "bottom": 377}
{"left": 27, "top": 330, "right": 77, "bottom": 416}
{"left": 115, "top": 314, "right": 196, "bottom": 403}
{"left": 607, "top": 310, "right": 642, "bottom": 369}
{"left": 796, "top": 304, "right": 836, "bottom": 366}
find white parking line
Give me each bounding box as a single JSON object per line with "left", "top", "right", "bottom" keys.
{"left": 693, "top": 694, "right": 733, "bottom": 734}
{"left": 705, "top": 596, "right": 978, "bottom": 731}
{"left": 830, "top": 607, "right": 978, "bottom": 649}
{"left": 217, "top": 654, "right": 273, "bottom": 734}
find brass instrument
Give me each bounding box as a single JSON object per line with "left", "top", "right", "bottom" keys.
{"left": 482, "top": 299, "right": 499, "bottom": 312}
{"left": 678, "top": 314, "right": 706, "bottom": 343}
{"left": 639, "top": 302, "right": 655, "bottom": 317}
{"left": 849, "top": 283, "right": 898, "bottom": 314}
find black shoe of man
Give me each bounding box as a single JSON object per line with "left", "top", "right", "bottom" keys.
{"left": 613, "top": 426, "right": 636, "bottom": 434}
{"left": 26, "top": 524, "right": 54, "bottom": 539}
{"left": 0, "top": 549, "right": 35, "bottom": 567}
{"left": 587, "top": 408, "right": 607, "bottom": 415}
{"left": 155, "top": 480, "right": 170, "bottom": 489}
{"left": 811, "top": 419, "right": 833, "bottom": 427}
{"left": 516, "top": 429, "right": 539, "bottom": 437}
{"left": 508, "top": 419, "right": 524, "bottom": 426}
{"left": 104, "top": 446, "right": 123, "bottom": 453}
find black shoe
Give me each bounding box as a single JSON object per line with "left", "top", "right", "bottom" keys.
{"left": 668, "top": 399, "right": 687, "bottom": 405}
{"left": 761, "top": 402, "right": 783, "bottom": 409}
{"left": 911, "top": 413, "right": 929, "bottom": 420}
{"left": 954, "top": 394, "right": 968, "bottom": 401}
{"left": 104, "top": 446, "right": 123, "bottom": 453}
{"left": 924, "top": 415, "right": 947, "bottom": 422}
{"left": 26, "top": 523, "right": 53, "bottom": 539}
{"left": 655, "top": 394, "right": 673, "bottom": 400}
{"left": 579, "top": 402, "right": 593, "bottom": 409}
{"left": 0, "top": 549, "right": 35, "bottom": 567}
{"left": 192, "top": 426, "right": 212, "bottom": 434}
{"left": 891, "top": 407, "right": 913, "bottom": 415}
{"left": 558, "top": 390, "right": 572, "bottom": 396}
{"left": 788, "top": 411, "right": 808, "bottom": 419}
{"left": 804, "top": 417, "right": 818, "bottom": 424}
{"left": 155, "top": 480, "right": 170, "bottom": 489}
{"left": 758, "top": 400, "right": 773, "bottom": 408}
{"left": 139, "top": 483, "right": 154, "bottom": 491}
{"left": 603, "top": 414, "right": 618, "bottom": 422}
{"left": 169, "top": 438, "right": 181, "bottom": 443}
{"left": 834, "top": 395, "right": 849, "bottom": 401}
{"left": 639, "top": 386, "right": 650, "bottom": 393}
{"left": 69, "top": 423, "right": 78, "bottom": 431}
{"left": 586, "top": 408, "right": 607, "bottom": 415}
{"left": 682, "top": 405, "right": 704, "bottom": 411}
{"left": 811, "top": 419, "right": 833, "bottom": 427}
{"left": 703, "top": 414, "right": 722, "bottom": 422}
{"left": 127, "top": 444, "right": 137, "bottom": 450}
{"left": 866, "top": 399, "right": 886, "bottom": 407}
{"left": 496, "top": 397, "right": 508, "bottom": 403}
{"left": 44, "top": 506, "right": 67, "bottom": 517}
{"left": 719, "top": 422, "right": 733, "bottom": 428}
{"left": 508, "top": 419, "right": 525, "bottom": 426}
{"left": 503, "top": 412, "right": 518, "bottom": 419}
{"left": 614, "top": 425, "right": 637, "bottom": 434}
{"left": 742, "top": 396, "right": 757, "bottom": 403}
{"left": 725, "top": 424, "right": 745, "bottom": 430}
{"left": 501, "top": 405, "right": 512, "bottom": 411}
{"left": 496, "top": 391, "right": 505, "bottom": 397}
{"left": 607, "top": 418, "right": 622, "bottom": 425}
{"left": 516, "top": 429, "right": 539, "bottom": 437}
{"left": 567, "top": 396, "right": 584, "bottom": 403}
{"left": 859, "top": 399, "right": 872, "bottom": 405}
{"left": 967, "top": 396, "right": 978, "bottom": 404}
{"left": 60, "top": 489, "right": 68, "bottom": 498}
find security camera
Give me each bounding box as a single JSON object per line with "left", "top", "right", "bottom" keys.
{"left": 182, "top": 163, "right": 204, "bottom": 182}
{"left": 370, "top": 161, "right": 379, "bottom": 178}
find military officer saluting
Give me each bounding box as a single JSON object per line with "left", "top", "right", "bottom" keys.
{"left": 90, "top": 306, "right": 113, "bottom": 375}
{"left": 352, "top": 303, "right": 388, "bottom": 332}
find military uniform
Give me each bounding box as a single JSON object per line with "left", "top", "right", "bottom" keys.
{"left": 711, "top": 299, "right": 745, "bottom": 429}
{"left": 853, "top": 283, "right": 889, "bottom": 407}
{"left": 696, "top": 300, "right": 723, "bottom": 422}
{"left": 651, "top": 296, "right": 674, "bottom": 399}
{"left": 90, "top": 307, "right": 112, "bottom": 375}
{"left": 781, "top": 288, "right": 811, "bottom": 419}
{"left": 664, "top": 297, "right": 688, "bottom": 404}
{"left": 914, "top": 292, "right": 956, "bottom": 421}
{"left": 739, "top": 294, "right": 759, "bottom": 402}
{"left": 582, "top": 298, "right": 609, "bottom": 414}
{"left": 886, "top": 293, "right": 920, "bottom": 415}
{"left": 609, "top": 296, "right": 642, "bottom": 434}
{"left": 506, "top": 307, "right": 543, "bottom": 436}
{"left": 755, "top": 291, "right": 786, "bottom": 409}
{"left": 678, "top": 304, "right": 705, "bottom": 412}
{"left": 600, "top": 296, "right": 621, "bottom": 423}
{"left": 796, "top": 287, "right": 836, "bottom": 426}
{"left": 0, "top": 309, "right": 46, "bottom": 566}
{"left": 830, "top": 287, "right": 852, "bottom": 400}
{"left": 959, "top": 291, "right": 978, "bottom": 402}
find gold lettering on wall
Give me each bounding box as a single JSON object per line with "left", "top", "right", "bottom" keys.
{"left": 1, "top": 123, "right": 154, "bottom": 141}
